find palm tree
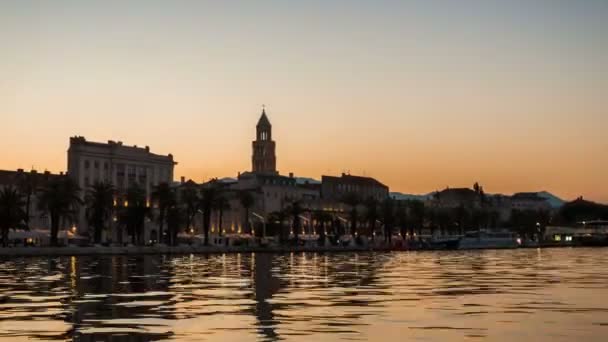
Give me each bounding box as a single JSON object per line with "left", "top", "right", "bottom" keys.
{"left": 312, "top": 210, "right": 332, "bottom": 246}
{"left": 119, "top": 184, "right": 150, "bottom": 245}
{"left": 0, "top": 187, "right": 26, "bottom": 247}
{"left": 16, "top": 172, "right": 39, "bottom": 230}
{"left": 268, "top": 209, "right": 289, "bottom": 242}
{"left": 180, "top": 183, "right": 199, "bottom": 235}
{"left": 409, "top": 200, "right": 425, "bottom": 236}
{"left": 364, "top": 197, "right": 379, "bottom": 239}
{"left": 214, "top": 193, "right": 231, "bottom": 237}
{"left": 85, "top": 181, "right": 114, "bottom": 244}
{"left": 166, "top": 205, "right": 183, "bottom": 246}
{"left": 454, "top": 204, "right": 468, "bottom": 235}
{"left": 395, "top": 201, "right": 408, "bottom": 238}
{"left": 341, "top": 193, "right": 361, "bottom": 237}
{"left": 285, "top": 199, "right": 303, "bottom": 242}
{"left": 381, "top": 198, "right": 395, "bottom": 243}
{"left": 437, "top": 208, "right": 451, "bottom": 236}
{"left": 238, "top": 190, "right": 255, "bottom": 235}
{"left": 151, "top": 182, "right": 174, "bottom": 244}
{"left": 200, "top": 184, "right": 219, "bottom": 245}
{"left": 37, "top": 177, "right": 82, "bottom": 246}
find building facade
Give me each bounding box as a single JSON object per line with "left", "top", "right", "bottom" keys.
{"left": 67, "top": 136, "right": 177, "bottom": 239}
{"left": 0, "top": 169, "right": 66, "bottom": 233}
{"left": 68, "top": 136, "right": 176, "bottom": 195}
{"left": 321, "top": 173, "right": 389, "bottom": 201}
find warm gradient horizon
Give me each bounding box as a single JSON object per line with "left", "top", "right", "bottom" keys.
{"left": 1, "top": 1, "right": 607, "bottom": 202}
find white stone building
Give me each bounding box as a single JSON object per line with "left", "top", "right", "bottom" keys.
{"left": 67, "top": 136, "right": 176, "bottom": 241}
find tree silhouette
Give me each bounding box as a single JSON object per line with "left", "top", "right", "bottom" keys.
{"left": 214, "top": 192, "right": 231, "bottom": 237}
{"left": 200, "top": 184, "right": 220, "bottom": 245}
{"left": 151, "top": 182, "right": 175, "bottom": 244}
{"left": 238, "top": 190, "right": 255, "bottom": 235}
{"left": 341, "top": 193, "right": 361, "bottom": 237}
{"left": 118, "top": 184, "right": 150, "bottom": 245}
{"left": 364, "top": 197, "right": 379, "bottom": 239}
{"left": 37, "top": 177, "right": 82, "bottom": 246}
{"left": 0, "top": 187, "right": 26, "bottom": 247}
{"left": 284, "top": 199, "right": 303, "bottom": 242}
{"left": 166, "top": 205, "right": 183, "bottom": 246}
{"left": 180, "top": 183, "right": 200, "bottom": 235}
{"left": 16, "top": 172, "right": 39, "bottom": 230}
{"left": 381, "top": 198, "right": 395, "bottom": 243}
{"left": 312, "top": 210, "right": 332, "bottom": 245}
{"left": 85, "top": 181, "right": 114, "bottom": 244}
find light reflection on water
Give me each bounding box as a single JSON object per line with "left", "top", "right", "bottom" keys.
{"left": 1, "top": 248, "right": 608, "bottom": 341}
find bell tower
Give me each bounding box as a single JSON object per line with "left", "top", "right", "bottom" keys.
{"left": 252, "top": 107, "right": 277, "bottom": 174}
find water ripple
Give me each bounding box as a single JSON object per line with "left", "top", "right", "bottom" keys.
{"left": 0, "top": 248, "right": 608, "bottom": 341}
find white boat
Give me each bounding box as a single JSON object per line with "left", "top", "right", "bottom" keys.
{"left": 457, "top": 230, "right": 519, "bottom": 250}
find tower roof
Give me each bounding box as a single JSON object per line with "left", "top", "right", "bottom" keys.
{"left": 257, "top": 108, "right": 271, "bottom": 127}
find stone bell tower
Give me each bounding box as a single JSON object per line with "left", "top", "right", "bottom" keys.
{"left": 252, "top": 107, "right": 277, "bottom": 175}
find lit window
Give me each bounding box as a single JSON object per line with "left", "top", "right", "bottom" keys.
{"left": 554, "top": 235, "right": 562, "bottom": 241}
{"left": 565, "top": 236, "right": 573, "bottom": 242}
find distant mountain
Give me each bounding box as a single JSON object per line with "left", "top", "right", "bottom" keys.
{"left": 536, "top": 191, "right": 566, "bottom": 208}
{"left": 390, "top": 192, "right": 433, "bottom": 201}
{"left": 390, "top": 190, "right": 566, "bottom": 208}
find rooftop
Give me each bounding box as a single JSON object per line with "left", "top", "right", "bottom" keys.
{"left": 0, "top": 169, "right": 64, "bottom": 187}
{"left": 69, "top": 136, "right": 176, "bottom": 164}
{"left": 256, "top": 109, "right": 271, "bottom": 127}
{"left": 322, "top": 173, "right": 388, "bottom": 189}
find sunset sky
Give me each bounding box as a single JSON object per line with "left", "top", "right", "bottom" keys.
{"left": 1, "top": 1, "right": 607, "bottom": 202}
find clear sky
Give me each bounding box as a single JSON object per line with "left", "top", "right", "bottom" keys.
{"left": 1, "top": 0, "right": 607, "bottom": 202}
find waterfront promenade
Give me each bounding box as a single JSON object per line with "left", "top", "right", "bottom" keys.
{"left": 1, "top": 241, "right": 602, "bottom": 257}
{"left": 0, "top": 244, "right": 390, "bottom": 257}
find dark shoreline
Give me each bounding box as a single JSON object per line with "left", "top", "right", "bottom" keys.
{"left": 0, "top": 243, "right": 602, "bottom": 257}
{"left": 0, "top": 245, "right": 388, "bottom": 257}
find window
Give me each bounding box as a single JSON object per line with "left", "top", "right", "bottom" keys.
{"left": 94, "top": 161, "right": 99, "bottom": 169}
{"left": 116, "top": 164, "right": 125, "bottom": 177}
{"left": 84, "top": 160, "right": 90, "bottom": 169}
{"left": 104, "top": 162, "right": 109, "bottom": 170}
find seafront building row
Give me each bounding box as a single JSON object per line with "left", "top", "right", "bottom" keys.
{"left": 0, "top": 109, "right": 602, "bottom": 247}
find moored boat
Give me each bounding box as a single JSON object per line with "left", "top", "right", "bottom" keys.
{"left": 457, "top": 230, "right": 519, "bottom": 250}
